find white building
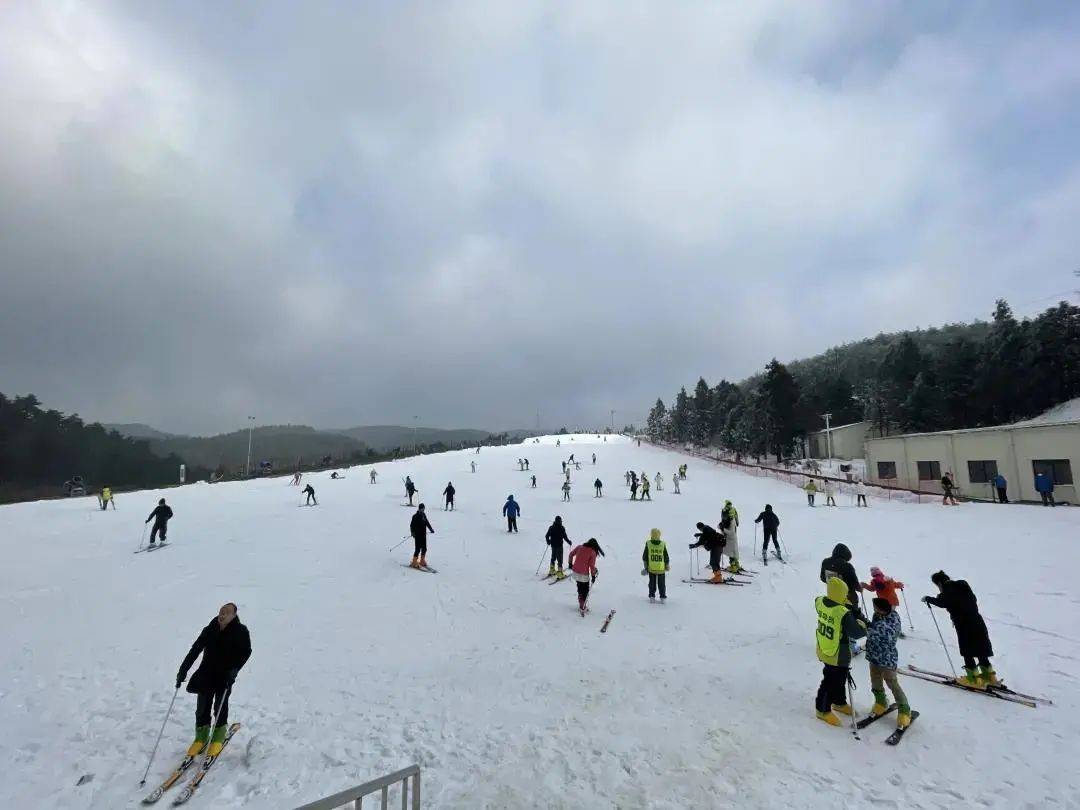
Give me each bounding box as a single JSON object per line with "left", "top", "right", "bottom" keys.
{"left": 806, "top": 421, "right": 868, "bottom": 461}
{"left": 864, "top": 419, "right": 1079, "bottom": 503}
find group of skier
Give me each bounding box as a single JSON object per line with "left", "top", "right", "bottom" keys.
{"left": 814, "top": 539, "right": 1000, "bottom": 736}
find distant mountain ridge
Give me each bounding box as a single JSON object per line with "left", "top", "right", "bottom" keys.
{"left": 104, "top": 423, "right": 179, "bottom": 440}
{"left": 329, "top": 425, "right": 495, "bottom": 452}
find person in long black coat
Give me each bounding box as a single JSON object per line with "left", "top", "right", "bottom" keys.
{"left": 544, "top": 516, "right": 572, "bottom": 577}
{"left": 923, "top": 571, "right": 997, "bottom": 686}
{"left": 176, "top": 603, "right": 252, "bottom": 756}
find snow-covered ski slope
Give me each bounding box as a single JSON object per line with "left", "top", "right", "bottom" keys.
{"left": 2, "top": 434, "right": 1078, "bottom": 808}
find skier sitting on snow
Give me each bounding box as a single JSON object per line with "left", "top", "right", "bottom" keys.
{"left": 753, "top": 505, "right": 781, "bottom": 562}
{"left": 302, "top": 484, "right": 316, "bottom": 505}
{"left": 568, "top": 538, "right": 604, "bottom": 614}
{"left": 642, "top": 528, "right": 670, "bottom": 601}
{"left": 814, "top": 577, "right": 866, "bottom": 727}
{"left": 689, "top": 523, "right": 727, "bottom": 583}
{"left": 544, "top": 516, "right": 572, "bottom": 578}
{"left": 865, "top": 597, "right": 913, "bottom": 729}
{"left": 146, "top": 498, "right": 173, "bottom": 547}
{"left": 176, "top": 603, "right": 252, "bottom": 758}
{"left": 409, "top": 504, "right": 435, "bottom": 569}
{"left": 923, "top": 571, "right": 997, "bottom": 687}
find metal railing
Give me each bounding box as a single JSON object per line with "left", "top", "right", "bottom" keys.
{"left": 294, "top": 765, "right": 420, "bottom": 810}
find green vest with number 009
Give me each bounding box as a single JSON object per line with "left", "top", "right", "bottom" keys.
{"left": 815, "top": 596, "right": 849, "bottom": 665}
{"left": 646, "top": 540, "right": 667, "bottom": 573}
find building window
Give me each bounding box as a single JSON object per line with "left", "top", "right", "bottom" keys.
{"left": 877, "top": 461, "right": 897, "bottom": 480}
{"left": 917, "top": 460, "right": 941, "bottom": 481}
{"left": 1032, "top": 459, "right": 1074, "bottom": 485}
{"left": 967, "top": 460, "right": 998, "bottom": 484}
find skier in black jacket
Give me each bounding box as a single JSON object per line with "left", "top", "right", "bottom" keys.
{"left": 176, "top": 603, "right": 252, "bottom": 757}
{"left": 409, "top": 504, "right": 435, "bottom": 569}
{"left": 145, "top": 499, "right": 173, "bottom": 546}
{"left": 689, "top": 522, "right": 727, "bottom": 583}
{"left": 443, "top": 482, "right": 455, "bottom": 511}
{"left": 302, "top": 484, "right": 317, "bottom": 505}
{"left": 819, "top": 543, "right": 861, "bottom": 609}
{"left": 544, "top": 516, "right": 572, "bottom": 578}
{"left": 754, "top": 504, "right": 781, "bottom": 563}
{"left": 923, "top": 571, "right": 997, "bottom": 687}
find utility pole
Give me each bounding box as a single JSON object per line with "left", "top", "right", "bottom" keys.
{"left": 822, "top": 412, "right": 833, "bottom": 466}
{"left": 610, "top": 409, "right": 615, "bottom": 431}
{"left": 413, "top": 415, "right": 418, "bottom": 455}
{"left": 245, "top": 416, "right": 255, "bottom": 477}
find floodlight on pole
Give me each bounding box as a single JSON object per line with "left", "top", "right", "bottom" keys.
{"left": 245, "top": 416, "right": 255, "bottom": 477}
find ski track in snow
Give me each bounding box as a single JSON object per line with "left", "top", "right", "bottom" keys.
{"left": 1, "top": 435, "right": 1079, "bottom": 808}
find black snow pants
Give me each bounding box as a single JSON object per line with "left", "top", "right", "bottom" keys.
{"left": 762, "top": 528, "right": 779, "bottom": 554}
{"left": 550, "top": 543, "right": 565, "bottom": 569}
{"left": 412, "top": 534, "right": 427, "bottom": 558}
{"left": 196, "top": 689, "right": 230, "bottom": 728}
{"left": 996, "top": 487, "right": 1008, "bottom": 503}
{"left": 150, "top": 521, "right": 168, "bottom": 543}
{"left": 648, "top": 573, "right": 667, "bottom": 599}
{"left": 507, "top": 516, "right": 518, "bottom": 532}
{"left": 709, "top": 546, "right": 723, "bottom": 572}
{"left": 815, "top": 664, "right": 850, "bottom": 713}
{"left": 576, "top": 579, "right": 591, "bottom": 607}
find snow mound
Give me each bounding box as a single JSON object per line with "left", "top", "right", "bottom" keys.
{"left": 1, "top": 434, "right": 1078, "bottom": 808}
{"left": 1014, "top": 396, "right": 1080, "bottom": 425}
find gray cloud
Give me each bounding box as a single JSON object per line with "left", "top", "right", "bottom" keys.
{"left": 2, "top": 2, "right": 1079, "bottom": 434}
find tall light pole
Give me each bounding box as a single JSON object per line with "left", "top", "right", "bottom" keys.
{"left": 610, "top": 410, "right": 615, "bottom": 431}
{"left": 245, "top": 416, "right": 255, "bottom": 477}
{"left": 822, "top": 412, "right": 833, "bottom": 466}
{"left": 413, "top": 415, "right": 418, "bottom": 455}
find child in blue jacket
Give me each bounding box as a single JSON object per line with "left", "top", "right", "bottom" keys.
{"left": 865, "top": 598, "right": 913, "bottom": 729}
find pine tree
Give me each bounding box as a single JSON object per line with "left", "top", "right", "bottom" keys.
{"left": 646, "top": 399, "right": 667, "bottom": 442}
{"left": 760, "top": 359, "right": 800, "bottom": 461}
{"left": 689, "top": 377, "right": 713, "bottom": 446}
{"left": 670, "top": 387, "right": 691, "bottom": 444}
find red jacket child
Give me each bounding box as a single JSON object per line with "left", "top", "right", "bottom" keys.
{"left": 862, "top": 566, "right": 904, "bottom": 607}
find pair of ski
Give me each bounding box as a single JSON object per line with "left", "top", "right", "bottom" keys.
{"left": 134, "top": 543, "right": 169, "bottom": 555}
{"left": 900, "top": 665, "right": 1051, "bottom": 708}
{"left": 402, "top": 563, "right": 439, "bottom": 574}
{"left": 546, "top": 574, "right": 569, "bottom": 584}
{"left": 142, "top": 722, "right": 240, "bottom": 805}
{"left": 854, "top": 704, "right": 920, "bottom": 745}
{"left": 681, "top": 574, "right": 752, "bottom": 586}
{"left": 763, "top": 552, "right": 786, "bottom": 566}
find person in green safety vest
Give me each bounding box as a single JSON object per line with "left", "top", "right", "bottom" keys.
{"left": 642, "top": 528, "right": 670, "bottom": 601}
{"left": 814, "top": 577, "right": 867, "bottom": 726}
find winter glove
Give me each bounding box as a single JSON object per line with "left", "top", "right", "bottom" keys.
{"left": 591, "top": 572, "right": 597, "bottom": 584}
{"left": 175, "top": 673, "right": 185, "bottom": 689}
{"left": 921, "top": 596, "right": 932, "bottom": 605}
{"left": 225, "top": 669, "right": 238, "bottom": 687}
{"left": 641, "top": 568, "right": 648, "bottom": 576}
{"left": 665, "top": 565, "right": 670, "bottom": 572}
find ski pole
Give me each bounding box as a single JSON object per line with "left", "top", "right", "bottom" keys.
{"left": 136, "top": 523, "right": 148, "bottom": 552}
{"left": 534, "top": 546, "right": 548, "bottom": 576}
{"left": 138, "top": 686, "right": 179, "bottom": 786}
{"left": 779, "top": 529, "right": 789, "bottom": 558}
{"left": 846, "top": 673, "right": 860, "bottom": 741}
{"left": 927, "top": 603, "right": 958, "bottom": 679}
{"left": 389, "top": 535, "right": 410, "bottom": 552}
{"left": 901, "top": 589, "right": 915, "bottom": 631}
{"left": 859, "top": 589, "right": 869, "bottom": 618}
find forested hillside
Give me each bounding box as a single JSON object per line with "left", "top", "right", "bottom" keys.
{"left": 0, "top": 394, "right": 196, "bottom": 502}
{"left": 645, "top": 299, "right": 1080, "bottom": 460}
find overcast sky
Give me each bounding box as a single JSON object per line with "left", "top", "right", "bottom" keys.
{"left": 2, "top": 3, "right": 1079, "bottom": 435}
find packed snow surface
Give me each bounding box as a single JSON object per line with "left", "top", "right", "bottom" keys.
{"left": 2, "top": 435, "right": 1079, "bottom": 808}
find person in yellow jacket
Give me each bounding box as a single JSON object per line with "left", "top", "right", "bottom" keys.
{"left": 804, "top": 478, "right": 818, "bottom": 507}
{"left": 815, "top": 577, "right": 867, "bottom": 726}
{"left": 641, "top": 528, "right": 670, "bottom": 602}
{"left": 99, "top": 487, "right": 115, "bottom": 510}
